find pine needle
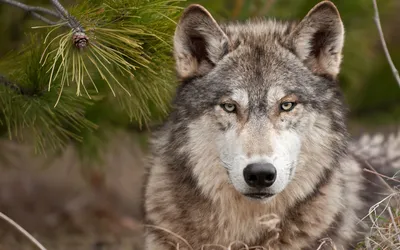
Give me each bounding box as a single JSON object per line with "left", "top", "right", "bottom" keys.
{"left": 0, "top": 0, "right": 181, "bottom": 155}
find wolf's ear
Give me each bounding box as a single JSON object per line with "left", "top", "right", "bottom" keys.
{"left": 174, "top": 4, "right": 230, "bottom": 80}
{"left": 289, "top": 1, "right": 344, "bottom": 79}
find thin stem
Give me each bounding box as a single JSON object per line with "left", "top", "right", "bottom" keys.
{"left": 387, "top": 207, "right": 400, "bottom": 244}
{"left": 50, "top": 0, "right": 83, "bottom": 32}
{"left": 49, "top": 0, "right": 69, "bottom": 19}
{"left": 363, "top": 167, "right": 400, "bottom": 186}
{"left": 1, "top": 0, "right": 88, "bottom": 49}
{"left": 0, "top": 0, "right": 84, "bottom": 31}
{"left": 0, "top": 212, "right": 47, "bottom": 250}
{"left": 0, "top": 0, "right": 60, "bottom": 17}
{"left": 372, "top": 0, "right": 400, "bottom": 87}
{"left": 0, "top": 0, "right": 60, "bottom": 25}
{"left": 29, "top": 11, "right": 59, "bottom": 25}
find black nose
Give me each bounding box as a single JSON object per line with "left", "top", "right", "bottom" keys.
{"left": 243, "top": 163, "right": 276, "bottom": 188}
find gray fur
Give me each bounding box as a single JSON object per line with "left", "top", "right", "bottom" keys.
{"left": 144, "top": 1, "right": 399, "bottom": 249}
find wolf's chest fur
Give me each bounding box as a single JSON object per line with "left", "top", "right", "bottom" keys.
{"left": 145, "top": 147, "right": 364, "bottom": 249}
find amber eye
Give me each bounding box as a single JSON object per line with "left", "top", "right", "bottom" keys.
{"left": 280, "top": 102, "right": 296, "bottom": 112}
{"left": 221, "top": 103, "right": 236, "bottom": 113}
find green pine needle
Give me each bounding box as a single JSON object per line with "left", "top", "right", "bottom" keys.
{"left": 34, "top": 0, "right": 181, "bottom": 114}
{"left": 0, "top": 38, "right": 97, "bottom": 154}
{"left": 0, "top": 0, "right": 183, "bottom": 155}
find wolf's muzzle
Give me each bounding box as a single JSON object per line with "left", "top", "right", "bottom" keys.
{"left": 243, "top": 162, "right": 277, "bottom": 188}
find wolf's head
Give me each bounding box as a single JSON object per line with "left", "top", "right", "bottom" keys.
{"left": 167, "top": 1, "right": 348, "bottom": 202}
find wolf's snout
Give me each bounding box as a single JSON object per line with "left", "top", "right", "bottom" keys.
{"left": 243, "top": 163, "right": 276, "bottom": 188}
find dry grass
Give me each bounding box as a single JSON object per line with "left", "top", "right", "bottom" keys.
{"left": 355, "top": 193, "right": 400, "bottom": 250}
{"left": 355, "top": 167, "right": 400, "bottom": 250}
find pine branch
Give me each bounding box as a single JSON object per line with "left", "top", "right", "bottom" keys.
{"left": 0, "top": 0, "right": 87, "bottom": 47}
{"left": 50, "top": 0, "right": 84, "bottom": 33}
{"left": 50, "top": 0, "right": 69, "bottom": 19}
{"left": 0, "top": 212, "right": 47, "bottom": 250}
{"left": 372, "top": 0, "right": 400, "bottom": 87}
{"left": 0, "top": 0, "right": 181, "bottom": 155}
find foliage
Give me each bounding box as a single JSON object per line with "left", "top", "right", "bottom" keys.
{"left": 0, "top": 0, "right": 181, "bottom": 157}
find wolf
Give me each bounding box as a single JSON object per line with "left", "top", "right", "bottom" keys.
{"left": 144, "top": 1, "right": 400, "bottom": 249}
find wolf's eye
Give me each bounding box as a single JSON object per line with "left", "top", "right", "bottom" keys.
{"left": 221, "top": 103, "right": 236, "bottom": 113}
{"left": 280, "top": 102, "right": 296, "bottom": 112}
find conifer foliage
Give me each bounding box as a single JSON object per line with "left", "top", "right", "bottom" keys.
{"left": 0, "top": 0, "right": 181, "bottom": 154}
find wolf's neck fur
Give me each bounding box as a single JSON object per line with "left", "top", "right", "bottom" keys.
{"left": 149, "top": 120, "right": 364, "bottom": 248}
{"left": 170, "top": 149, "right": 362, "bottom": 248}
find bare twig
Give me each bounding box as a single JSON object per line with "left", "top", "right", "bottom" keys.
{"left": 0, "top": 0, "right": 59, "bottom": 17}
{"left": 49, "top": 0, "right": 68, "bottom": 18}
{"left": 387, "top": 207, "right": 400, "bottom": 244}
{"left": 0, "top": 212, "right": 47, "bottom": 250}
{"left": 50, "top": 0, "right": 83, "bottom": 32}
{"left": 145, "top": 224, "right": 194, "bottom": 250}
{"left": 363, "top": 161, "right": 400, "bottom": 246}
{"left": 363, "top": 167, "right": 400, "bottom": 187}
{"left": 27, "top": 12, "right": 59, "bottom": 25}
{"left": 316, "top": 238, "right": 337, "bottom": 250}
{"left": 372, "top": 0, "right": 400, "bottom": 87}
{"left": 1, "top": 0, "right": 88, "bottom": 48}
{"left": 0, "top": 0, "right": 60, "bottom": 25}
{"left": 0, "top": 0, "right": 84, "bottom": 32}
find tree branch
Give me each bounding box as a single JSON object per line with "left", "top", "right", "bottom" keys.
{"left": 0, "top": 0, "right": 88, "bottom": 48}
{"left": 50, "top": 0, "right": 83, "bottom": 32}
{"left": 0, "top": 211, "right": 47, "bottom": 250}
{"left": 50, "top": 0, "right": 68, "bottom": 17}
{"left": 0, "top": 0, "right": 60, "bottom": 25}
{"left": 372, "top": 0, "right": 400, "bottom": 87}
{"left": 1, "top": 0, "right": 60, "bottom": 17}
{"left": 27, "top": 11, "right": 59, "bottom": 25}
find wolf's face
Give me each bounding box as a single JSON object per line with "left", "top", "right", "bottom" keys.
{"left": 171, "top": 1, "right": 347, "bottom": 201}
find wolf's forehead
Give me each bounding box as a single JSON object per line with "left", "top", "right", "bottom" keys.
{"left": 218, "top": 22, "right": 304, "bottom": 89}
{"left": 214, "top": 20, "right": 314, "bottom": 104}
{"left": 223, "top": 45, "right": 303, "bottom": 96}
{"left": 221, "top": 19, "right": 297, "bottom": 46}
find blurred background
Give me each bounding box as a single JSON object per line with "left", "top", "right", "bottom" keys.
{"left": 0, "top": 0, "right": 399, "bottom": 249}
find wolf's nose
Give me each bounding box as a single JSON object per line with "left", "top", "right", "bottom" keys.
{"left": 243, "top": 163, "right": 276, "bottom": 188}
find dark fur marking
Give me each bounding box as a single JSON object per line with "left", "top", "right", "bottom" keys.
{"left": 310, "top": 30, "right": 331, "bottom": 58}
{"left": 287, "top": 164, "right": 336, "bottom": 218}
